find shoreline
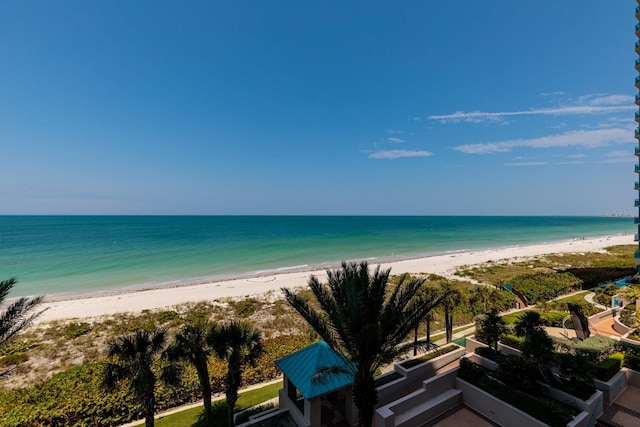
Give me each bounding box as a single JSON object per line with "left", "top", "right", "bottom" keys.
{"left": 35, "top": 234, "right": 634, "bottom": 323}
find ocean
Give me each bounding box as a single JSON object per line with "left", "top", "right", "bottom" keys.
{"left": 0, "top": 216, "right": 634, "bottom": 298}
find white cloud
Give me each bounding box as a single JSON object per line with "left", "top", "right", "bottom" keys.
{"left": 557, "top": 161, "right": 585, "bottom": 165}
{"left": 387, "top": 137, "right": 405, "bottom": 143}
{"left": 428, "top": 93, "right": 634, "bottom": 124}
{"left": 505, "top": 162, "right": 549, "bottom": 166}
{"left": 368, "top": 149, "right": 433, "bottom": 160}
{"left": 387, "top": 130, "right": 403, "bottom": 134}
{"left": 567, "top": 154, "right": 586, "bottom": 159}
{"left": 454, "top": 128, "right": 633, "bottom": 154}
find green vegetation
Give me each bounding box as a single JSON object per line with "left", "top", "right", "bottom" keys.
{"left": 399, "top": 345, "right": 458, "bottom": 369}
{"left": 458, "top": 358, "right": 578, "bottom": 427}
{"left": 62, "top": 321, "right": 92, "bottom": 339}
{"left": 139, "top": 382, "right": 281, "bottom": 427}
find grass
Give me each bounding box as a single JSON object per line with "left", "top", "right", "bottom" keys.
{"left": 137, "top": 382, "right": 282, "bottom": 427}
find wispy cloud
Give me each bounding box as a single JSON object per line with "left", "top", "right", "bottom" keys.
{"left": 454, "top": 128, "right": 632, "bottom": 154}
{"left": 429, "top": 94, "right": 634, "bottom": 124}
{"left": 505, "top": 162, "right": 549, "bottom": 166}
{"left": 368, "top": 149, "right": 433, "bottom": 160}
{"left": 599, "top": 150, "right": 636, "bottom": 163}
{"left": 387, "top": 130, "right": 403, "bottom": 134}
{"left": 387, "top": 137, "right": 405, "bottom": 143}
{"left": 567, "top": 154, "right": 586, "bottom": 159}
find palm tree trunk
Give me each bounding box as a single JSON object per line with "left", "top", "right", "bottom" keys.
{"left": 445, "top": 309, "right": 452, "bottom": 343}
{"left": 226, "top": 369, "right": 241, "bottom": 427}
{"left": 413, "top": 327, "right": 418, "bottom": 356}
{"left": 352, "top": 367, "right": 377, "bottom": 427}
{"left": 143, "top": 392, "right": 155, "bottom": 427}
{"left": 426, "top": 317, "right": 431, "bottom": 345}
{"left": 195, "top": 362, "right": 213, "bottom": 423}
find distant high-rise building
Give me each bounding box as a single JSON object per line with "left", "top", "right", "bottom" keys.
{"left": 636, "top": 1, "right": 640, "bottom": 272}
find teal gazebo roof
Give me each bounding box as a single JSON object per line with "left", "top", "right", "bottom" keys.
{"left": 275, "top": 341, "right": 355, "bottom": 399}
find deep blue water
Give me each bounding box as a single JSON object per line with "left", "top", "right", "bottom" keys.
{"left": 0, "top": 216, "right": 633, "bottom": 297}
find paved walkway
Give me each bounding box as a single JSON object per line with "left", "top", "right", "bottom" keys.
{"left": 585, "top": 292, "right": 608, "bottom": 310}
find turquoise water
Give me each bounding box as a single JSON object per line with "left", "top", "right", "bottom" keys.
{"left": 0, "top": 216, "right": 634, "bottom": 297}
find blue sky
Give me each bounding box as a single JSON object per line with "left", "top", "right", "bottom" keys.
{"left": 0, "top": 1, "right": 637, "bottom": 215}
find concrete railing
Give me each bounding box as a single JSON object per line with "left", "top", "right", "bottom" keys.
{"left": 375, "top": 368, "right": 461, "bottom": 427}
{"left": 595, "top": 370, "right": 627, "bottom": 405}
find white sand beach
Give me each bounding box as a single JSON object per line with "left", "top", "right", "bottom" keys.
{"left": 36, "top": 234, "right": 634, "bottom": 323}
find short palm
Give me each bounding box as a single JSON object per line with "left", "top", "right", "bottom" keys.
{"left": 209, "top": 321, "right": 264, "bottom": 427}
{"left": 283, "top": 261, "right": 445, "bottom": 427}
{"left": 165, "top": 321, "right": 215, "bottom": 424}
{"left": 102, "top": 328, "right": 179, "bottom": 427}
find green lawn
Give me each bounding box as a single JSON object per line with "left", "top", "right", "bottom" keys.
{"left": 135, "top": 382, "right": 281, "bottom": 427}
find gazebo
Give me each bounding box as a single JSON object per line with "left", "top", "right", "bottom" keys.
{"left": 275, "top": 341, "right": 357, "bottom": 426}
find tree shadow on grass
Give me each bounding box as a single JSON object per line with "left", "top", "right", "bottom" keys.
{"left": 191, "top": 401, "right": 229, "bottom": 427}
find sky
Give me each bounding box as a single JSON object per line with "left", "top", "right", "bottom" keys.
{"left": 0, "top": 1, "right": 637, "bottom": 215}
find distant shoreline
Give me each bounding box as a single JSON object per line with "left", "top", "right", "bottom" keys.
{"left": 35, "top": 233, "right": 634, "bottom": 323}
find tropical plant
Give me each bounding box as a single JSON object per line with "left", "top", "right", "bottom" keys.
{"left": 164, "top": 321, "right": 215, "bottom": 424}
{"left": 469, "top": 286, "right": 495, "bottom": 315}
{"left": 209, "top": 320, "right": 264, "bottom": 427}
{"left": 0, "top": 278, "right": 44, "bottom": 350}
{"left": 621, "top": 285, "right": 640, "bottom": 306}
{"left": 102, "top": 328, "right": 180, "bottom": 427}
{"left": 283, "top": 261, "right": 447, "bottom": 427}
{"left": 440, "top": 282, "right": 462, "bottom": 343}
{"left": 476, "top": 309, "right": 507, "bottom": 352}
{"left": 514, "top": 311, "right": 543, "bottom": 337}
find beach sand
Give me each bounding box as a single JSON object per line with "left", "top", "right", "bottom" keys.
{"left": 36, "top": 234, "right": 634, "bottom": 323}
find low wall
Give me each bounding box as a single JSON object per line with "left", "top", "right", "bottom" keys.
{"left": 612, "top": 316, "right": 631, "bottom": 336}
{"left": 595, "top": 370, "right": 627, "bottom": 404}
{"left": 394, "top": 345, "right": 465, "bottom": 381}
{"left": 538, "top": 382, "right": 602, "bottom": 427}
{"left": 589, "top": 308, "right": 617, "bottom": 323}
{"left": 377, "top": 344, "right": 464, "bottom": 406}
{"left": 456, "top": 377, "right": 548, "bottom": 427}
{"left": 624, "top": 367, "right": 640, "bottom": 387}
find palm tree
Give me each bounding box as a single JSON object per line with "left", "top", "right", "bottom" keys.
{"left": 440, "top": 282, "right": 462, "bottom": 343}
{"left": 514, "top": 311, "right": 543, "bottom": 337}
{"left": 209, "top": 320, "right": 264, "bottom": 427}
{"left": 164, "top": 321, "right": 215, "bottom": 424}
{"left": 283, "top": 261, "right": 447, "bottom": 427}
{"left": 476, "top": 309, "right": 507, "bottom": 352}
{"left": 102, "top": 328, "right": 180, "bottom": 427}
{"left": 469, "top": 285, "right": 493, "bottom": 316}
{"left": 0, "top": 278, "right": 44, "bottom": 349}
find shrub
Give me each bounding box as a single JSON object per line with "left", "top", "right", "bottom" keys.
{"left": 62, "top": 322, "right": 92, "bottom": 339}
{"left": 229, "top": 298, "right": 262, "bottom": 318}
{"left": 624, "top": 353, "right": 640, "bottom": 371}
{"left": 500, "top": 334, "right": 524, "bottom": 350}
{"left": 592, "top": 353, "right": 624, "bottom": 382}
{"left": 399, "top": 345, "right": 458, "bottom": 369}
{"left": 458, "top": 357, "right": 486, "bottom": 384}
{"left": 475, "top": 346, "right": 501, "bottom": 362}
{"left": 573, "top": 335, "right": 616, "bottom": 361}
{"left": 0, "top": 353, "right": 28, "bottom": 368}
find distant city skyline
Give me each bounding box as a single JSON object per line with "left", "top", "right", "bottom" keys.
{"left": 0, "top": 1, "right": 636, "bottom": 215}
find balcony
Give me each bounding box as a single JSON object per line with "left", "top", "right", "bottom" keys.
{"left": 636, "top": 22, "right": 640, "bottom": 35}
{"left": 637, "top": 40, "right": 640, "bottom": 54}
{"left": 637, "top": 4, "right": 640, "bottom": 17}
{"left": 636, "top": 181, "right": 640, "bottom": 190}
{"left": 636, "top": 129, "right": 640, "bottom": 139}
{"left": 636, "top": 111, "right": 640, "bottom": 122}
{"left": 636, "top": 251, "right": 640, "bottom": 261}
{"left": 636, "top": 58, "right": 640, "bottom": 72}
{"left": 636, "top": 233, "right": 639, "bottom": 242}
{"left": 634, "top": 217, "right": 640, "bottom": 224}
{"left": 635, "top": 164, "right": 640, "bottom": 173}
{"left": 635, "top": 199, "right": 640, "bottom": 207}
{"left": 636, "top": 76, "right": 640, "bottom": 88}
{"left": 636, "top": 147, "right": 640, "bottom": 156}
{"left": 636, "top": 93, "right": 640, "bottom": 104}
